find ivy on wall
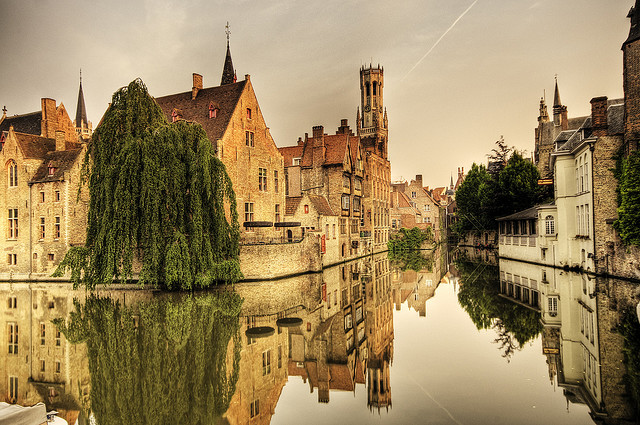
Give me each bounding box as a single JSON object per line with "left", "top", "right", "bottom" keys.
{"left": 614, "top": 150, "right": 640, "bottom": 247}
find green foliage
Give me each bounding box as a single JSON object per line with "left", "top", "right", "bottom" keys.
{"left": 619, "top": 305, "right": 640, "bottom": 415}
{"left": 455, "top": 259, "right": 543, "bottom": 360}
{"left": 388, "top": 227, "right": 434, "bottom": 272}
{"left": 614, "top": 150, "right": 640, "bottom": 246}
{"left": 54, "top": 79, "right": 242, "bottom": 289}
{"left": 55, "top": 291, "right": 243, "bottom": 425}
{"left": 455, "top": 151, "right": 544, "bottom": 234}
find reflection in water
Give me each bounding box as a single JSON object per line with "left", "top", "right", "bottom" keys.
{"left": 1, "top": 248, "right": 638, "bottom": 424}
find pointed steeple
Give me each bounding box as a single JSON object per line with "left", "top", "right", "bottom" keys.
{"left": 624, "top": 0, "right": 640, "bottom": 47}
{"left": 538, "top": 94, "right": 549, "bottom": 123}
{"left": 221, "top": 22, "right": 236, "bottom": 86}
{"left": 75, "top": 69, "right": 88, "bottom": 129}
{"left": 553, "top": 76, "right": 561, "bottom": 108}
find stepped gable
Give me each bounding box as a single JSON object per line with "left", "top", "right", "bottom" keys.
{"left": 308, "top": 194, "right": 336, "bottom": 216}
{"left": 155, "top": 80, "right": 247, "bottom": 143}
{"left": 0, "top": 112, "right": 41, "bottom": 135}
{"left": 30, "top": 149, "right": 83, "bottom": 183}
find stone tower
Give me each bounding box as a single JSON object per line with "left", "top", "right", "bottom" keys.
{"left": 623, "top": 0, "right": 640, "bottom": 153}
{"left": 358, "top": 64, "right": 388, "bottom": 159}
{"left": 74, "top": 70, "right": 92, "bottom": 141}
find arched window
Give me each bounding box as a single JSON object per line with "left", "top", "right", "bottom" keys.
{"left": 545, "top": 215, "right": 555, "bottom": 235}
{"left": 373, "top": 81, "right": 377, "bottom": 96}
{"left": 7, "top": 160, "right": 17, "bottom": 187}
{"left": 365, "top": 82, "right": 370, "bottom": 97}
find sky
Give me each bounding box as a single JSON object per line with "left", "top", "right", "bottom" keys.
{"left": 0, "top": 0, "right": 632, "bottom": 188}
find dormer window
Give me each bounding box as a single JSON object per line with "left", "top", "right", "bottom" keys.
{"left": 47, "top": 163, "right": 56, "bottom": 176}
{"left": 171, "top": 109, "right": 182, "bottom": 123}
{"left": 209, "top": 103, "right": 219, "bottom": 119}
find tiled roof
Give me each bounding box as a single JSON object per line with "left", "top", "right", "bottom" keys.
{"left": 285, "top": 196, "right": 303, "bottom": 215}
{"left": 15, "top": 132, "right": 55, "bottom": 159}
{"left": 308, "top": 194, "right": 336, "bottom": 216}
{"left": 324, "top": 135, "right": 350, "bottom": 165}
{"left": 496, "top": 204, "right": 554, "bottom": 221}
{"left": 30, "top": 149, "right": 83, "bottom": 183}
{"left": 608, "top": 103, "right": 624, "bottom": 135}
{"left": 279, "top": 145, "right": 304, "bottom": 167}
{"left": 0, "top": 111, "right": 41, "bottom": 135}
{"left": 155, "top": 80, "right": 247, "bottom": 142}
{"left": 329, "top": 364, "right": 355, "bottom": 391}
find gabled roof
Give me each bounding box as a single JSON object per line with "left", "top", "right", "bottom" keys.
{"left": 308, "top": 194, "right": 336, "bottom": 216}
{"left": 279, "top": 145, "right": 304, "bottom": 167}
{"left": 496, "top": 204, "right": 554, "bottom": 221}
{"left": 155, "top": 80, "right": 247, "bottom": 142}
{"left": 0, "top": 111, "right": 41, "bottom": 135}
{"left": 285, "top": 196, "right": 303, "bottom": 215}
{"left": 30, "top": 149, "right": 83, "bottom": 183}
{"left": 14, "top": 132, "right": 55, "bottom": 159}
{"left": 297, "top": 132, "right": 359, "bottom": 169}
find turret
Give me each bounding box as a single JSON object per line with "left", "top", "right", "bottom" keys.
{"left": 623, "top": 0, "right": 640, "bottom": 152}
{"left": 221, "top": 22, "right": 237, "bottom": 86}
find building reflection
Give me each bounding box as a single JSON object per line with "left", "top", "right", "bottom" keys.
{"left": 498, "top": 258, "right": 636, "bottom": 423}
{"left": 0, "top": 253, "right": 398, "bottom": 423}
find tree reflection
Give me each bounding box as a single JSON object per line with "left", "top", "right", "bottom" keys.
{"left": 456, "top": 259, "right": 543, "bottom": 361}
{"left": 388, "top": 249, "right": 434, "bottom": 272}
{"left": 54, "top": 291, "right": 243, "bottom": 425}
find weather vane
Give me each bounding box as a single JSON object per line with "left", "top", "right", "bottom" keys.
{"left": 225, "top": 21, "right": 231, "bottom": 43}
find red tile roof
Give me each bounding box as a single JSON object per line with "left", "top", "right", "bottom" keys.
{"left": 279, "top": 145, "right": 304, "bottom": 167}
{"left": 285, "top": 196, "right": 303, "bottom": 215}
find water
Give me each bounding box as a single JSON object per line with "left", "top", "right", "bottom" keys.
{"left": 1, "top": 247, "right": 637, "bottom": 424}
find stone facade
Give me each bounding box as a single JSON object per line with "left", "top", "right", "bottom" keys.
{"left": 390, "top": 175, "right": 443, "bottom": 241}
{"left": 0, "top": 98, "right": 88, "bottom": 279}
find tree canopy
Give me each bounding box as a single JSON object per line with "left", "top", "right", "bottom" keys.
{"left": 455, "top": 142, "right": 546, "bottom": 234}
{"left": 55, "top": 79, "right": 242, "bottom": 289}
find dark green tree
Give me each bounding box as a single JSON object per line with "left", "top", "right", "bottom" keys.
{"left": 614, "top": 150, "right": 640, "bottom": 246}
{"left": 54, "top": 79, "right": 242, "bottom": 289}
{"left": 454, "top": 163, "right": 494, "bottom": 232}
{"left": 53, "top": 291, "right": 243, "bottom": 425}
{"left": 496, "top": 152, "right": 543, "bottom": 218}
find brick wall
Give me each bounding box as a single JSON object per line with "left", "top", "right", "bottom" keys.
{"left": 239, "top": 235, "right": 322, "bottom": 279}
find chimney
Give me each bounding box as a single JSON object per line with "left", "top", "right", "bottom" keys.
{"left": 41, "top": 98, "right": 58, "bottom": 138}
{"left": 312, "top": 125, "right": 325, "bottom": 165}
{"left": 415, "top": 174, "right": 423, "bottom": 187}
{"left": 297, "top": 137, "right": 303, "bottom": 146}
{"left": 55, "top": 130, "right": 66, "bottom": 151}
{"left": 312, "top": 125, "right": 324, "bottom": 142}
{"left": 591, "top": 96, "right": 608, "bottom": 137}
{"left": 192, "top": 73, "right": 203, "bottom": 100}
{"left": 336, "top": 119, "right": 352, "bottom": 135}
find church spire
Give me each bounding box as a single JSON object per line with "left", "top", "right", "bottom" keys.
{"left": 552, "top": 76, "right": 567, "bottom": 128}
{"left": 624, "top": 0, "right": 640, "bottom": 47}
{"left": 75, "top": 69, "right": 88, "bottom": 129}
{"left": 221, "top": 22, "right": 237, "bottom": 86}
{"left": 553, "top": 75, "right": 561, "bottom": 108}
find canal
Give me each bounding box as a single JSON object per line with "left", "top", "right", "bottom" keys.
{"left": 1, "top": 247, "right": 638, "bottom": 424}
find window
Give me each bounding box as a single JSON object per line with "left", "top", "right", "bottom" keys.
{"left": 545, "top": 215, "right": 555, "bottom": 235}
{"left": 9, "top": 376, "right": 18, "bottom": 401}
{"left": 8, "top": 323, "right": 18, "bottom": 354}
{"left": 275, "top": 204, "right": 280, "bottom": 222}
{"left": 258, "top": 168, "right": 267, "bottom": 191}
{"left": 48, "top": 164, "right": 56, "bottom": 176}
{"left": 55, "top": 328, "right": 61, "bottom": 346}
{"left": 8, "top": 160, "right": 17, "bottom": 187}
{"left": 40, "top": 359, "right": 46, "bottom": 372}
{"left": 341, "top": 194, "right": 350, "bottom": 211}
{"left": 304, "top": 204, "right": 309, "bottom": 214}
{"left": 351, "top": 219, "right": 359, "bottom": 234}
{"left": 278, "top": 345, "right": 282, "bottom": 369}
{"left": 344, "top": 313, "right": 353, "bottom": 331}
{"left": 244, "top": 203, "right": 254, "bottom": 222}
{"left": 274, "top": 170, "right": 279, "bottom": 193}
{"left": 246, "top": 108, "right": 252, "bottom": 119}
{"left": 355, "top": 305, "right": 363, "bottom": 322}
{"left": 354, "top": 178, "right": 362, "bottom": 191}
{"left": 327, "top": 292, "right": 331, "bottom": 308}
{"left": 334, "top": 290, "right": 338, "bottom": 305}
{"left": 250, "top": 400, "right": 259, "bottom": 418}
{"left": 343, "top": 174, "right": 351, "bottom": 190}
{"left": 55, "top": 361, "right": 61, "bottom": 374}
{"left": 548, "top": 296, "right": 558, "bottom": 317}
{"left": 55, "top": 191, "right": 60, "bottom": 202}
{"left": 353, "top": 196, "right": 361, "bottom": 212}
{"left": 424, "top": 205, "right": 430, "bottom": 212}
{"left": 292, "top": 157, "right": 301, "bottom": 166}
{"left": 40, "top": 322, "right": 46, "bottom": 345}
{"left": 7, "top": 297, "right": 17, "bottom": 309}
{"left": 54, "top": 216, "right": 60, "bottom": 239}
{"left": 339, "top": 218, "right": 347, "bottom": 235}
{"left": 325, "top": 224, "right": 329, "bottom": 238}
{"left": 7, "top": 254, "right": 16, "bottom": 265}
{"left": 262, "top": 350, "right": 271, "bottom": 375}
{"left": 40, "top": 217, "right": 45, "bottom": 240}
{"left": 8, "top": 208, "right": 18, "bottom": 239}
{"left": 48, "top": 253, "right": 54, "bottom": 261}
{"left": 332, "top": 224, "right": 336, "bottom": 239}
{"left": 209, "top": 104, "right": 218, "bottom": 119}
{"left": 245, "top": 131, "right": 254, "bottom": 147}
{"left": 411, "top": 191, "right": 417, "bottom": 198}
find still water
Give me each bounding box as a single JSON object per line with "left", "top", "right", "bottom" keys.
{"left": 1, "top": 247, "right": 637, "bottom": 424}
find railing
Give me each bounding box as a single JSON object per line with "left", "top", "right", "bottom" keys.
{"left": 240, "top": 235, "right": 305, "bottom": 246}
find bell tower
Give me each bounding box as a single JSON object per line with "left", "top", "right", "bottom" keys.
{"left": 358, "top": 64, "right": 388, "bottom": 159}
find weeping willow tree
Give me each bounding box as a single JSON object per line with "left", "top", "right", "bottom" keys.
{"left": 53, "top": 291, "right": 243, "bottom": 425}
{"left": 55, "top": 79, "right": 241, "bottom": 289}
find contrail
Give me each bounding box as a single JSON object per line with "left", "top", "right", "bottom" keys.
{"left": 403, "top": 0, "right": 479, "bottom": 80}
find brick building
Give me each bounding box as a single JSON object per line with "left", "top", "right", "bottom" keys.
{"left": 155, "top": 37, "right": 285, "bottom": 241}
{"left": 0, "top": 91, "right": 89, "bottom": 278}
{"left": 390, "top": 174, "right": 442, "bottom": 241}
